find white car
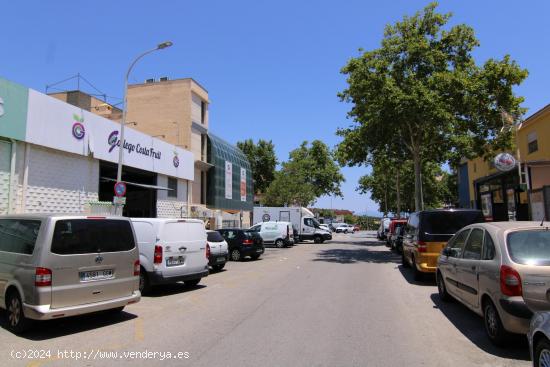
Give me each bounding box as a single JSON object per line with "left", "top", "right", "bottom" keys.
{"left": 207, "top": 230, "right": 229, "bottom": 271}
{"left": 131, "top": 218, "right": 209, "bottom": 294}
{"left": 249, "top": 221, "right": 294, "bottom": 248}
{"left": 319, "top": 224, "right": 332, "bottom": 233}
{"left": 335, "top": 224, "right": 355, "bottom": 234}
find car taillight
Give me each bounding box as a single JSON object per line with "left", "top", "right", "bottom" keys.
{"left": 206, "top": 243, "right": 211, "bottom": 259}
{"left": 154, "top": 245, "right": 163, "bottom": 264}
{"left": 500, "top": 265, "right": 522, "bottom": 296}
{"left": 417, "top": 241, "right": 427, "bottom": 253}
{"left": 133, "top": 260, "right": 140, "bottom": 276}
{"left": 243, "top": 239, "right": 253, "bottom": 245}
{"left": 35, "top": 267, "right": 52, "bottom": 287}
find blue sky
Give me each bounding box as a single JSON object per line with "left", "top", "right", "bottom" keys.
{"left": 1, "top": 0, "right": 549, "bottom": 215}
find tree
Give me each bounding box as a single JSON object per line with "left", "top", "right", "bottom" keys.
{"left": 263, "top": 140, "right": 345, "bottom": 207}
{"left": 237, "top": 139, "right": 278, "bottom": 196}
{"left": 336, "top": 2, "right": 527, "bottom": 211}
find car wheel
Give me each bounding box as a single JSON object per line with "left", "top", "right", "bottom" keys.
{"left": 275, "top": 239, "right": 285, "bottom": 248}
{"left": 184, "top": 278, "right": 201, "bottom": 287}
{"left": 139, "top": 268, "right": 151, "bottom": 295}
{"left": 436, "top": 271, "right": 452, "bottom": 302}
{"left": 212, "top": 264, "right": 225, "bottom": 271}
{"left": 401, "top": 251, "right": 410, "bottom": 268}
{"left": 535, "top": 337, "right": 550, "bottom": 367}
{"left": 411, "top": 256, "right": 423, "bottom": 281}
{"left": 483, "top": 299, "right": 510, "bottom": 346}
{"left": 6, "top": 291, "right": 32, "bottom": 334}
{"left": 230, "top": 249, "right": 241, "bottom": 261}
{"left": 314, "top": 235, "right": 323, "bottom": 244}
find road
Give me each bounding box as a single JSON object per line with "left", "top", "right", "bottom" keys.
{"left": 0, "top": 231, "right": 530, "bottom": 367}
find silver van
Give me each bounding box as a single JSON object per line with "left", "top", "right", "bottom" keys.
{"left": 0, "top": 214, "right": 141, "bottom": 333}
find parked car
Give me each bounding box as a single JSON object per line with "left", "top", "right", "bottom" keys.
{"left": 353, "top": 224, "right": 361, "bottom": 232}
{"left": 387, "top": 219, "right": 408, "bottom": 248}
{"left": 335, "top": 223, "right": 354, "bottom": 233}
{"left": 377, "top": 217, "right": 391, "bottom": 240}
{"left": 131, "top": 218, "right": 209, "bottom": 294}
{"left": 529, "top": 311, "right": 550, "bottom": 367}
{"left": 319, "top": 224, "right": 332, "bottom": 233}
{"left": 248, "top": 221, "right": 294, "bottom": 248}
{"left": 392, "top": 226, "right": 405, "bottom": 253}
{"left": 207, "top": 230, "right": 229, "bottom": 271}
{"left": 0, "top": 214, "right": 141, "bottom": 333}
{"left": 402, "top": 209, "right": 484, "bottom": 280}
{"left": 217, "top": 229, "right": 265, "bottom": 261}
{"left": 437, "top": 221, "right": 550, "bottom": 346}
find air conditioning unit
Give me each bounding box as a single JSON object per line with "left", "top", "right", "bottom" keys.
{"left": 145, "top": 78, "right": 155, "bottom": 83}
{"left": 159, "top": 77, "right": 169, "bottom": 82}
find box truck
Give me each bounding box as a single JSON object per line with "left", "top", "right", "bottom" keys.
{"left": 252, "top": 207, "right": 332, "bottom": 243}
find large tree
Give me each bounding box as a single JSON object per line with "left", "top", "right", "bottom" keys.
{"left": 337, "top": 2, "right": 527, "bottom": 211}
{"left": 237, "top": 139, "right": 278, "bottom": 196}
{"left": 263, "top": 140, "right": 344, "bottom": 207}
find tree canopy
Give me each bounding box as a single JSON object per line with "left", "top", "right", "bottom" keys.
{"left": 236, "top": 139, "right": 278, "bottom": 196}
{"left": 336, "top": 2, "right": 527, "bottom": 211}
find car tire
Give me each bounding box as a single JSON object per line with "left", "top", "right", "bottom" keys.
{"left": 534, "top": 337, "right": 550, "bottom": 367}
{"left": 212, "top": 264, "right": 225, "bottom": 271}
{"left": 184, "top": 278, "right": 201, "bottom": 287}
{"left": 411, "top": 256, "right": 423, "bottom": 281}
{"left": 436, "top": 271, "right": 452, "bottom": 302}
{"left": 6, "top": 290, "right": 32, "bottom": 334}
{"left": 314, "top": 235, "right": 323, "bottom": 244}
{"left": 275, "top": 239, "right": 285, "bottom": 248}
{"left": 483, "top": 299, "right": 510, "bottom": 346}
{"left": 230, "top": 249, "right": 241, "bottom": 261}
{"left": 401, "top": 251, "right": 410, "bottom": 268}
{"left": 139, "top": 268, "right": 151, "bottom": 295}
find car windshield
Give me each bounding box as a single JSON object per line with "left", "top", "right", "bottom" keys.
{"left": 207, "top": 231, "right": 225, "bottom": 242}
{"left": 507, "top": 230, "right": 550, "bottom": 266}
{"left": 421, "top": 211, "right": 484, "bottom": 241}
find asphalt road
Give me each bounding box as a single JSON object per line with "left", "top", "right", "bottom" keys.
{"left": 0, "top": 231, "right": 531, "bottom": 367}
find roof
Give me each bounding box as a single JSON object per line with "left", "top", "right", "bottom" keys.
{"left": 519, "top": 103, "right": 550, "bottom": 129}
{"left": 480, "top": 221, "right": 550, "bottom": 230}
{"left": 418, "top": 209, "right": 482, "bottom": 214}
{"left": 130, "top": 218, "right": 204, "bottom": 224}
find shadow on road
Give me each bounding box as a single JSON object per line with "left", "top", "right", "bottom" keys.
{"left": 0, "top": 309, "right": 137, "bottom": 341}
{"left": 396, "top": 264, "right": 436, "bottom": 286}
{"left": 430, "top": 293, "right": 530, "bottom": 361}
{"left": 312, "top": 245, "right": 401, "bottom": 264}
{"left": 145, "top": 283, "right": 206, "bottom": 298}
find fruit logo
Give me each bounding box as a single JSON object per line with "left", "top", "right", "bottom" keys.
{"left": 108, "top": 131, "right": 119, "bottom": 152}
{"left": 173, "top": 150, "right": 180, "bottom": 168}
{"left": 72, "top": 114, "right": 85, "bottom": 140}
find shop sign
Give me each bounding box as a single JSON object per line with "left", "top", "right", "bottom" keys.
{"left": 481, "top": 193, "right": 493, "bottom": 221}
{"left": 225, "top": 161, "right": 233, "bottom": 200}
{"left": 0, "top": 77, "right": 29, "bottom": 141}
{"left": 494, "top": 153, "right": 516, "bottom": 172}
{"left": 240, "top": 168, "right": 246, "bottom": 202}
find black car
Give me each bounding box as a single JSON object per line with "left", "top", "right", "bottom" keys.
{"left": 391, "top": 226, "right": 405, "bottom": 253}
{"left": 217, "top": 229, "right": 264, "bottom": 261}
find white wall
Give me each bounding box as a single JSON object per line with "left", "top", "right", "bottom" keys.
{"left": 17, "top": 144, "right": 99, "bottom": 213}
{"left": 156, "top": 174, "right": 188, "bottom": 218}
{"left": 0, "top": 140, "right": 12, "bottom": 214}
{"left": 191, "top": 93, "right": 203, "bottom": 125}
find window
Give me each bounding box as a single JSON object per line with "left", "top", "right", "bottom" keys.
{"left": 0, "top": 219, "right": 41, "bottom": 255}
{"left": 304, "top": 218, "right": 315, "bottom": 227}
{"left": 482, "top": 232, "right": 495, "bottom": 260}
{"left": 463, "top": 228, "right": 483, "bottom": 260}
{"left": 446, "top": 229, "right": 470, "bottom": 258}
{"left": 51, "top": 219, "right": 135, "bottom": 254}
{"left": 249, "top": 225, "right": 261, "bottom": 232}
{"left": 507, "top": 230, "right": 550, "bottom": 266}
{"left": 528, "top": 131, "right": 538, "bottom": 154}
{"left": 207, "top": 231, "right": 224, "bottom": 242}
{"left": 168, "top": 177, "right": 177, "bottom": 198}
{"left": 201, "top": 101, "right": 206, "bottom": 124}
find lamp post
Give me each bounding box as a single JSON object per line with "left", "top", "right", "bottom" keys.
{"left": 116, "top": 41, "right": 173, "bottom": 185}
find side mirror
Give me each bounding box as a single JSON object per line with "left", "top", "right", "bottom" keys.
{"left": 442, "top": 248, "right": 452, "bottom": 257}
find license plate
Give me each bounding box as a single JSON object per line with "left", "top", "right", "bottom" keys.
{"left": 80, "top": 269, "right": 113, "bottom": 282}
{"left": 216, "top": 257, "right": 225, "bottom": 263}
{"left": 166, "top": 256, "right": 185, "bottom": 267}
{"left": 256, "top": 249, "right": 263, "bottom": 253}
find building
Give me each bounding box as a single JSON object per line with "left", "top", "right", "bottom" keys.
{"left": 0, "top": 76, "right": 194, "bottom": 217}
{"left": 457, "top": 103, "right": 550, "bottom": 221}
{"left": 50, "top": 90, "right": 123, "bottom": 122}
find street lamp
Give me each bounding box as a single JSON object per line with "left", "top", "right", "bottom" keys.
{"left": 116, "top": 41, "right": 173, "bottom": 185}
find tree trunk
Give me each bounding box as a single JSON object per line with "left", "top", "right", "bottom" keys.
{"left": 396, "top": 169, "right": 401, "bottom": 218}
{"left": 412, "top": 149, "right": 423, "bottom": 212}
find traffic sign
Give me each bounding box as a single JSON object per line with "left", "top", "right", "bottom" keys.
{"left": 114, "top": 181, "right": 127, "bottom": 197}
{"left": 113, "top": 196, "right": 126, "bottom": 205}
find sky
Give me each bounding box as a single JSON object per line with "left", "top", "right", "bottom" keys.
{"left": 1, "top": 0, "right": 549, "bottom": 216}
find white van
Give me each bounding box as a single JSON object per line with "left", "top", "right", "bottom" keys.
{"left": 248, "top": 221, "right": 294, "bottom": 248}
{"left": 131, "top": 218, "right": 209, "bottom": 293}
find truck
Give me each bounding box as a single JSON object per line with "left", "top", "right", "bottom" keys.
{"left": 252, "top": 207, "right": 332, "bottom": 243}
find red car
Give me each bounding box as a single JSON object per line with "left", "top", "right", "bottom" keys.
{"left": 353, "top": 225, "right": 360, "bottom": 232}
{"left": 386, "top": 219, "right": 408, "bottom": 248}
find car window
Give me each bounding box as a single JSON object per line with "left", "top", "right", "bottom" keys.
{"left": 225, "top": 230, "right": 236, "bottom": 240}
{"left": 446, "top": 229, "right": 470, "bottom": 258}
{"left": 249, "top": 225, "right": 261, "bottom": 232}
{"left": 304, "top": 218, "right": 315, "bottom": 227}
{"left": 507, "top": 230, "right": 550, "bottom": 266}
{"left": 207, "top": 231, "right": 224, "bottom": 242}
{"left": 482, "top": 232, "right": 496, "bottom": 260}
{"left": 421, "top": 211, "right": 484, "bottom": 242}
{"left": 51, "top": 219, "right": 135, "bottom": 254}
{"left": 0, "top": 219, "right": 41, "bottom": 255}
{"left": 463, "top": 228, "right": 483, "bottom": 260}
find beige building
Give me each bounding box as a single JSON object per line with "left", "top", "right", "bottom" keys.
{"left": 50, "top": 90, "right": 123, "bottom": 122}
{"left": 125, "top": 77, "right": 211, "bottom": 210}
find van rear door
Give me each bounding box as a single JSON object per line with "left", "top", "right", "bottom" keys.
{"left": 48, "top": 218, "right": 137, "bottom": 309}
{"left": 159, "top": 221, "right": 207, "bottom": 276}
